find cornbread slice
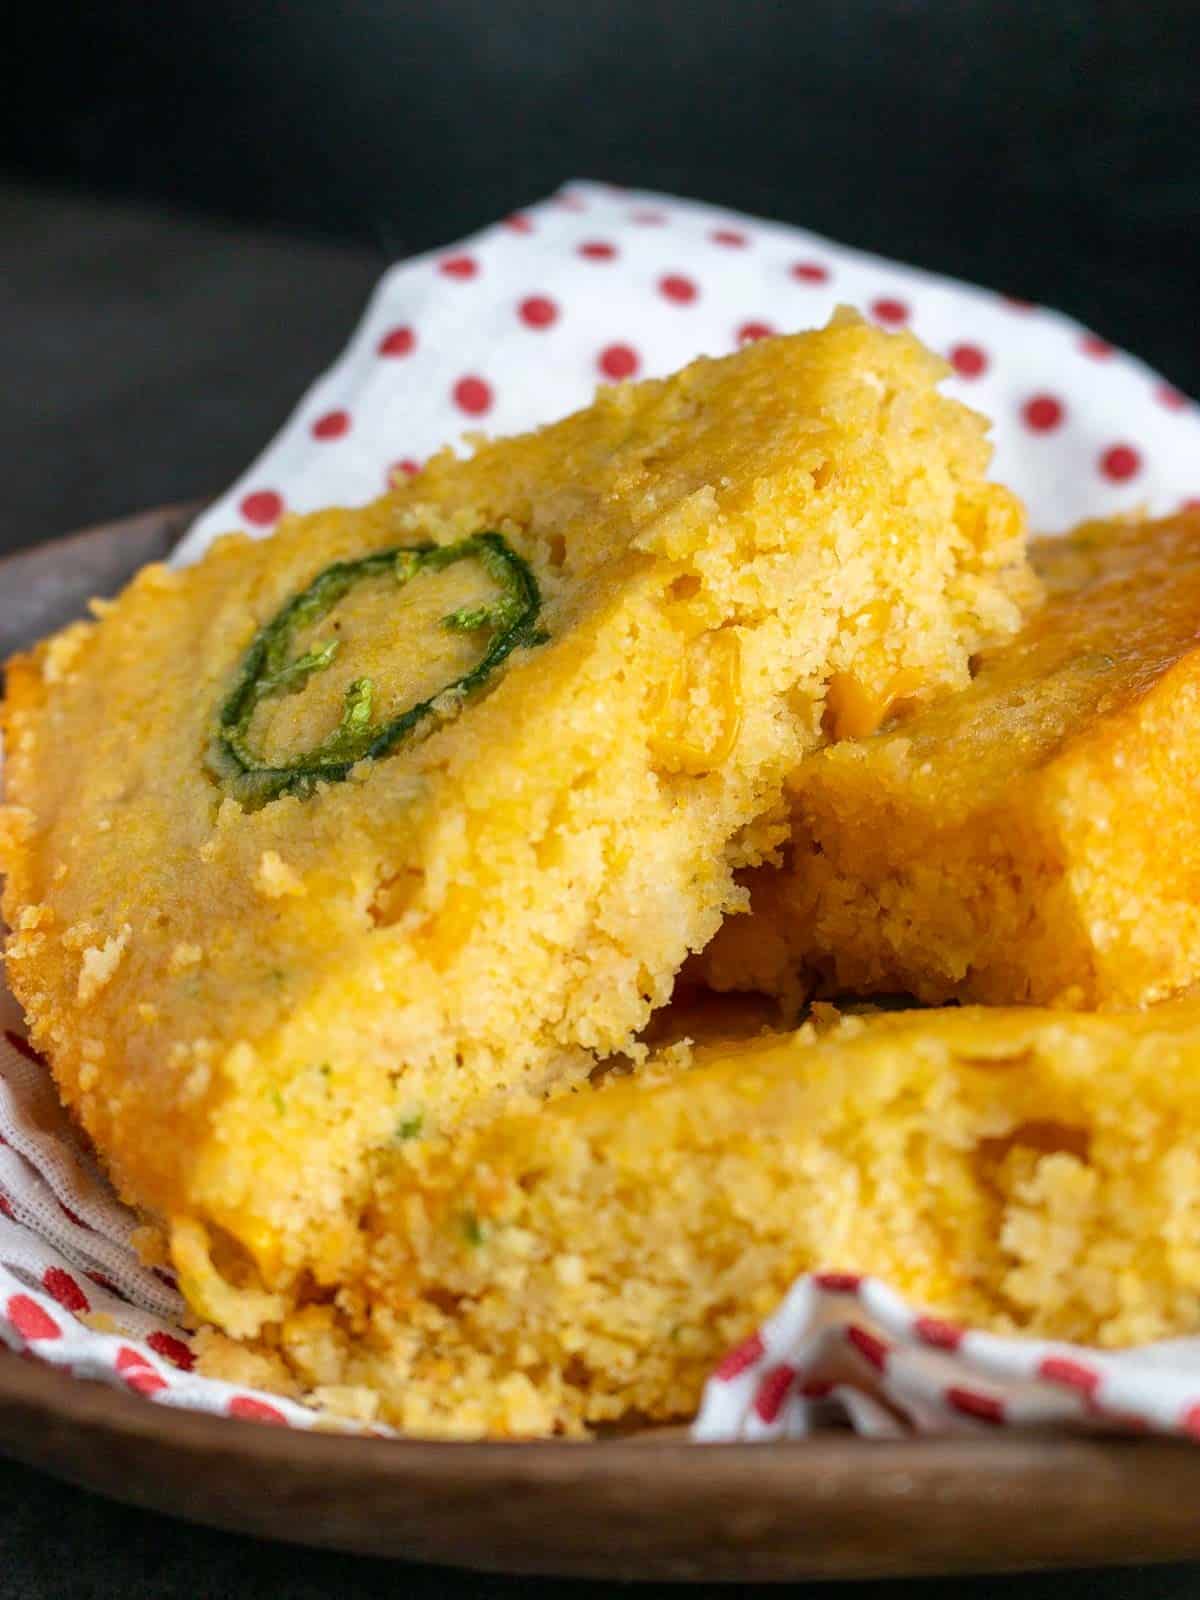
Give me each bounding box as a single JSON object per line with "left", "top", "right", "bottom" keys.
{"left": 0, "top": 315, "right": 1031, "bottom": 1336}
{"left": 229, "top": 1000, "right": 1200, "bottom": 1439}
{"left": 704, "top": 511, "right": 1200, "bottom": 1010}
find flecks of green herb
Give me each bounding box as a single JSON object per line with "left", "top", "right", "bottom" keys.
{"left": 316, "top": 676, "right": 376, "bottom": 762}
{"left": 443, "top": 603, "right": 497, "bottom": 633}
{"left": 442, "top": 590, "right": 523, "bottom": 635}
{"left": 210, "top": 532, "right": 545, "bottom": 806}
{"left": 461, "top": 1211, "right": 485, "bottom": 1247}
{"left": 395, "top": 1112, "right": 424, "bottom": 1142}
{"left": 271, "top": 1089, "right": 285, "bottom": 1116}
{"left": 255, "top": 638, "right": 339, "bottom": 699}
{"left": 393, "top": 549, "right": 423, "bottom": 585}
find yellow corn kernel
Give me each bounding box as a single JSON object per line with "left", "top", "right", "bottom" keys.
{"left": 170, "top": 1217, "right": 285, "bottom": 1338}
{"left": 416, "top": 883, "right": 482, "bottom": 971}
{"left": 649, "top": 631, "right": 743, "bottom": 776}
{"left": 822, "top": 667, "right": 925, "bottom": 741}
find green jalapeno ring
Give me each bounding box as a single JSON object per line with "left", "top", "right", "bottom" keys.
{"left": 210, "top": 531, "right": 545, "bottom": 804}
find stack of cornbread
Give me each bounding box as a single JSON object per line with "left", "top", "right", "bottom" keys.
{"left": 5, "top": 314, "right": 1200, "bottom": 1437}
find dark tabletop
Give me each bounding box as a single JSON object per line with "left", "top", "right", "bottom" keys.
{"left": 1, "top": 184, "right": 382, "bottom": 555}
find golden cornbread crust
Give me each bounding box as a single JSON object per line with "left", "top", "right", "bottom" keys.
{"left": 198, "top": 1001, "right": 1200, "bottom": 1438}
{"left": 704, "top": 511, "right": 1200, "bottom": 1010}
{"left": 0, "top": 316, "right": 1032, "bottom": 1338}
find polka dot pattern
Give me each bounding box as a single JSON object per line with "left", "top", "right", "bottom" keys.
{"left": 949, "top": 343, "right": 988, "bottom": 379}
{"left": 1101, "top": 443, "right": 1141, "bottom": 482}
{"left": 599, "top": 343, "right": 639, "bottom": 381}
{"left": 662, "top": 270, "right": 700, "bottom": 300}
{"left": 311, "top": 409, "right": 350, "bottom": 440}
{"left": 229, "top": 1395, "right": 290, "bottom": 1426}
{"left": 148, "top": 1330, "right": 195, "bottom": 1370}
{"left": 946, "top": 1386, "right": 1006, "bottom": 1425}
{"left": 871, "top": 297, "right": 909, "bottom": 325}
{"left": 752, "top": 1364, "right": 797, "bottom": 1424}
{"left": 813, "top": 1271, "right": 862, "bottom": 1293}
{"left": 659, "top": 273, "right": 698, "bottom": 304}
{"left": 116, "top": 1345, "right": 168, "bottom": 1397}
{"left": 378, "top": 325, "right": 416, "bottom": 358}
{"left": 693, "top": 1267, "right": 1200, "bottom": 1441}
{"left": 7, "top": 1295, "right": 60, "bottom": 1341}
{"left": 1038, "top": 1355, "right": 1101, "bottom": 1397}
{"left": 914, "top": 1316, "right": 964, "bottom": 1352}
{"left": 518, "top": 294, "right": 559, "bottom": 329}
{"left": 239, "top": 490, "right": 284, "bottom": 527}
{"left": 452, "top": 376, "right": 493, "bottom": 416}
{"left": 846, "top": 1325, "right": 889, "bottom": 1371}
{"left": 43, "top": 1267, "right": 89, "bottom": 1313}
{"left": 0, "top": 1021, "right": 335, "bottom": 1433}
{"left": 438, "top": 254, "right": 478, "bottom": 280}
{"left": 177, "top": 180, "right": 1198, "bottom": 561}
{"left": 714, "top": 1330, "right": 765, "bottom": 1381}
{"left": 1022, "top": 394, "right": 1065, "bottom": 433}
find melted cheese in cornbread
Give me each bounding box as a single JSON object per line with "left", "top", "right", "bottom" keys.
{"left": 705, "top": 512, "right": 1200, "bottom": 1009}
{"left": 0, "top": 315, "right": 1031, "bottom": 1335}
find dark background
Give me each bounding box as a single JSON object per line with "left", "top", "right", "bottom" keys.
{"left": 3, "top": 0, "right": 1199, "bottom": 548}
{"left": 3, "top": 1, "right": 1200, "bottom": 1593}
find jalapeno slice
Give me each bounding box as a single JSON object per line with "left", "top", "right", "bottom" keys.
{"left": 210, "top": 531, "right": 544, "bottom": 804}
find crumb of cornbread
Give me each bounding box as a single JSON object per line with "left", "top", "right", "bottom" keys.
{"left": 75, "top": 925, "right": 131, "bottom": 1004}
{"left": 207, "top": 1000, "right": 1200, "bottom": 1439}
{"left": 254, "top": 850, "right": 306, "bottom": 899}
{"left": 704, "top": 510, "right": 1200, "bottom": 1010}
{"left": 0, "top": 313, "right": 1032, "bottom": 1341}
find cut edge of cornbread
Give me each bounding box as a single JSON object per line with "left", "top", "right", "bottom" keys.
{"left": 194, "top": 1000, "right": 1200, "bottom": 1438}
{"left": 703, "top": 511, "right": 1200, "bottom": 1010}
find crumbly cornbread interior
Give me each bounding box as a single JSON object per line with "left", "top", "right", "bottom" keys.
{"left": 0, "top": 315, "right": 1033, "bottom": 1338}
{"left": 196, "top": 999, "right": 1200, "bottom": 1438}
{"left": 703, "top": 511, "right": 1200, "bottom": 1011}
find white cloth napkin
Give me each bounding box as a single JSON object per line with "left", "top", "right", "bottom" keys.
{"left": 4, "top": 180, "right": 1200, "bottom": 1438}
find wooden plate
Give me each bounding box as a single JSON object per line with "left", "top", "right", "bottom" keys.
{"left": 4, "top": 506, "right": 1200, "bottom": 1581}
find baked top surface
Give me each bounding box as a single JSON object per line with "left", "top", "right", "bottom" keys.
{"left": 701, "top": 510, "right": 1200, "bottom": 1009}
{"left": 800, "top": 510, "right": 1200, "bottom": 818}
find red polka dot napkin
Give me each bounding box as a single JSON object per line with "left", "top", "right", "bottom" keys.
{"left": 0, "top": 986, "right": 338, "bottom": 1430}
{"left": 695, "top": 1274, "right": 1200, "bottom": 1442}
{"left": 176, "top": 179, "right": 1199, "bottom": 566}
{"left": 5, "top": 181, "right": 1200, "bottom": 1439}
